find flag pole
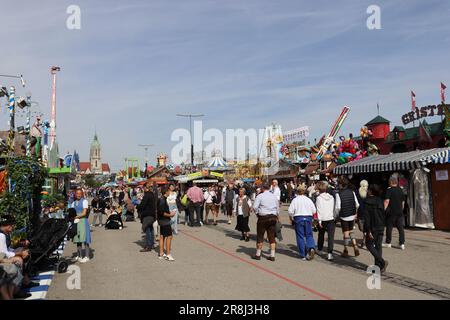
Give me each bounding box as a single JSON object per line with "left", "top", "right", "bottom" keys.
{"left": 441, "top": 82, "right": 447, "bottom": 122}
{"left": 411, "top": 91, "right": 416, "bottom": 128}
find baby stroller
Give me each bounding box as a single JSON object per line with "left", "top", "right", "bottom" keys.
{"left": 28, "top": 218, "right": 72, "bottom": 274}
{"left": 105, "top": 213, "right": 123, "bottom": 230}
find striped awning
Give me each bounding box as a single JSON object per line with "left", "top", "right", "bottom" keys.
{"left": 334, "top": 148, "right": 450, "bottom": 175}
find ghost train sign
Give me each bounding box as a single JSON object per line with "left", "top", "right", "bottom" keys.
{"left": 401, "top": 104, "right": 448, "bottom": 125}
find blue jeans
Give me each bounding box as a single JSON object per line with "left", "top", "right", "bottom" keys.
{"left": 170, "top": 209, "right": 179, "bottom": 234}
{"left": 294, "top": 216, "right": 316, "bottom": 258}
{"left": 184, "top": 208, "right": 190, "bottom": 224}
{"left": 145, "top": 225, "right": 154, "bottom": 248}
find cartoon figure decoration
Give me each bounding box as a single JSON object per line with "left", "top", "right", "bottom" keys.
{"left": 367, "top": 141, "right": 380, "bottom": 156}
{"left": 295, "top": 146, "right": 311, "bottom": 164}
{"left": 280, "top": 144, "right": 290, "bottom": 159}
{"left": 360, "top": 126, "right": 374, "bottom": 153}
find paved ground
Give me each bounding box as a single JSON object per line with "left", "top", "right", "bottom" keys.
{"left": 47, "top": 205, "right": 450, "bottom": 300}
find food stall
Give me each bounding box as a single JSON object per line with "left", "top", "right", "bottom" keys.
{"left": 334, "top": 147, "right": 450, "bottom": 230}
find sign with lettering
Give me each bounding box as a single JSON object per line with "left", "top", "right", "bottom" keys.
{"left": 401, "top": 104, "right": 448, "bottom": 125}
{"left": 187, "top": 172, "right": 202, "bottom": 179}
{"left": 210, "top": 171, "right": 224, "bottom": 178}
{"left": 283, "top": 126, "right": 310, "bottom": 144}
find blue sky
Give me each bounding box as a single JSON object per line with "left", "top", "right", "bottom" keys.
{"left": 1, "top": 0, "right": 449, "bottom": 170}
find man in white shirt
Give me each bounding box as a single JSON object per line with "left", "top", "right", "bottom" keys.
{"left": 252, "top": 184, "right": 279, "bottom": 262}
{"left": 288, "top": 184, "right": 317, "bottom": 260}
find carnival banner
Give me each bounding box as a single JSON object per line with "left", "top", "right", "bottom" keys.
{"left": 283, "top": 126, "right": 310, "bottom": 144}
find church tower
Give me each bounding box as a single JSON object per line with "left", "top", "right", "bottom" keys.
{"left": 90, "top": 132, "right": 102, "bottom": 174}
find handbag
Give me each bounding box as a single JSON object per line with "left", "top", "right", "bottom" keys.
{"left": 181, "top": 194, "right": 189, "bottom": 207}
{"left": 275, "top": 221, "right": 283, "bottom": 241}
{"left": 158, "top": 218, "right": 171, "bottom": 227}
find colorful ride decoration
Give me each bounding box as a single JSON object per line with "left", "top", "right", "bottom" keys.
{"left": 298, "top": 106, "right": 381, "bottom": 176}
{"left": 316, "top": 106, "right": 350, "bottom": 160}
{"left": 295, "top": 146, "right": 311, "bottom": 164}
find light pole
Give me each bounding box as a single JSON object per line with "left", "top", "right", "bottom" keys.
{"left": 0, "top": 74, "right": 26, "bottom": 87}
{"left": 138, "top": 144, "right": 154, "bottom": 177}
{"left": 50, "top": 66, "right": 61, "bottom": 149}
{"left": 176, "top": 113, "right": 204, "bottom": 167}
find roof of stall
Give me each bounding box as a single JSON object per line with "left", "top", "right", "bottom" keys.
{"left": 334, "top": 148, "right": 450, "bottom": 175}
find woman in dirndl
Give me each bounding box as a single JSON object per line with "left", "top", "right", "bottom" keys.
{"left": 234, "top": 188, "right": 252, "bottom": 242}
{"left": 72, "top": 189, "right": 92, "bottom": 263}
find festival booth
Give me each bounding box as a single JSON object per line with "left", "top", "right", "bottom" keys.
{"left": 141, "top": 166, "right": 172, "bottom": 185}
{"left": 266, "top": 159, "right": 300, "bottom": 182}
{"left": 333, "top": 148, "right": 450, "bottom": 230}
{"left": 46, "top": 153, "right": 78, "bottom": 195}
{"left": 174, "top": 169, "right": 224, "bottom": 192}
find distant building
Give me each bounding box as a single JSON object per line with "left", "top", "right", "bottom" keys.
{"left": 78, "top": 133, "right": 111, "bottom": 175}
{"left": 365, "top": 115, "right": 446, "bottom": 154}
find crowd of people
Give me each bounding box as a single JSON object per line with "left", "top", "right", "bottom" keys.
{"left": 0, "top": 173, "right": 407, "bottom": 299}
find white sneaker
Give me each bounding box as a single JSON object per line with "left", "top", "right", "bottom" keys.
{"left": 382, "top": 243, "right": 391, "bottom": 248}
{"left": 74, "top": 256, "right": 81, "bottom": 262}
{"left": 327, "top": 253, "right": 334, "bottom": 261}
{"left": 200, "top": 221, "right": 203, "bottom": 226}
{"left": 99, "top": 224, "right": 103, "bottom": 227}
{"left": 165, "top": 254, "right": 175, "bottom": 261}
{"left": 79, "top": 257, "right": 90, "bottom": 263}
{"left": 228, "top": 220, "right": 231, "bottom": 225}
{"left": 158, "top": 254, "right": 167, "bottom": 260}
{"left": 90, "top": 224, "right": 94, "bottom": 227}
{"left": 400, "top": 244, "right": 405, "bottom": 250}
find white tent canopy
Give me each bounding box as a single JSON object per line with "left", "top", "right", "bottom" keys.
{"left": 205, "top": 156, "right": 229, "bottom": 170}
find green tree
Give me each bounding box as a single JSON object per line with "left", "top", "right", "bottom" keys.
{"left": 83, "top": 174, "right": 102, "bottom": 188}
{"left": 0, "top": 157, "right": 47, "bottom": 229}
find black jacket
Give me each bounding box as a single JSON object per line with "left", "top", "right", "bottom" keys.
{"left": 91, "top": 198, "right": 106, "bottom": 213}
{"left": 338, "top": 188, "right": 357, "bottom": 218}
{"left": 363, "top": 196, "right": 386, "bottom": 233}
{"left": 137, "top": 191, "right": 156, "bottom": 219}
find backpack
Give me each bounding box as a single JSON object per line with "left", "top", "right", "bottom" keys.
{"left": 213, "top": 192, "right": 221, "bottom": 205}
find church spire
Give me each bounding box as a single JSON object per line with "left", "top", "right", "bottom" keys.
{"left": 90, "top": 130, "right": 102, "bottom": 174}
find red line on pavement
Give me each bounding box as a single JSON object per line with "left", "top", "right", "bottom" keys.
{"left": 180, "top": 230, "right": 333, "bottom": 300}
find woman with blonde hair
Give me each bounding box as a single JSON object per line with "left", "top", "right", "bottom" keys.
{"left": 234, "top": 188, "right": 252, "bottom": 242}
{"left": 357, "top": 180, "right": 369, "bottom": 248}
